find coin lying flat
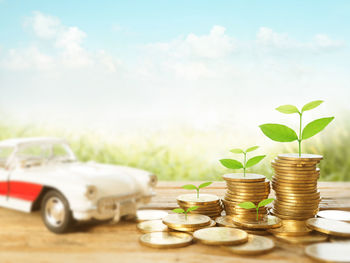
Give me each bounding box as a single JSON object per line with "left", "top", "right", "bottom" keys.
{"left": 222, "top": 173, "right": 266, "bottom": 182}
{"left": 274, "top": 233, "right": 328, "bottom": 244}
{"left": 163, "top": 214, "right": 211, "bottom": 229}
{"left": 268, "top": 220, "right": 312, "bottom": 236}
{"left": 277, "top": 153, "right": 323, "bottom": 161}
{"left": 317, "top": 210, "right": 350, "bottom": 223}
{"left": 193, "top": 227, "right": 248, "bottom": 245}
{"left": 139, "top": 232, "right": 193, "bottom": 248}
{"left": 233, "top": 215, "right": 282, "bottom": 230}
{"left": 136, "top": 210, "right": 169, "bottom": 222}
{"left": 307, "top": 218, "right": 350, "bottom": 237}
{"left": 137, "top": 220, "right": 168, "bottom": 233}
{"left": 305, "top": 243, "right": 350, "bottom": 263}
{"left": 215, "top": 216, "right": 239, "bottom": 228}
{"left": 223, "top": 235, "right": 275, "bottom": 255}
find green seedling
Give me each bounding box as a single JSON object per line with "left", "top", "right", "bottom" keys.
{"left": 182, "top": 182, "right": 212, "bottom": 199}
{"left": 238, "top": 198, "right": 275, "bottom": 221}
{"left": 219, "top": 146, "right": 266, "bottom": 177}
{"left": 259, "top": 100, "right": 334, "bottom": 157}
{"left": 173, "top": 206, "right": 199, "bottom": 220}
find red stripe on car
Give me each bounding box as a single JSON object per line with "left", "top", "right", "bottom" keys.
{"left": 0, "top": 181, "right": 43, "bottom": 201}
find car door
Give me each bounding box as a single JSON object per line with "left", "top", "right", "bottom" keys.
{"left": 0, "top": 146, "right": 14, "bottom": 203}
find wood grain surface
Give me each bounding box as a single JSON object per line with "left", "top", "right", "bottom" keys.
{"left": 0, "top": 181, "right": 349, "bottom": 263}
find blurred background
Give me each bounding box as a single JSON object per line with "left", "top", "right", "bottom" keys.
{"left": 0, "top": 0, "right": 349, "bottom": 181}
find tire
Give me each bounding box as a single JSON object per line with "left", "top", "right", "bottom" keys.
{"left": 41, "top": 190, "right": 74, "bottom": 234}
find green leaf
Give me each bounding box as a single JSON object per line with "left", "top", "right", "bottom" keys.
{"left": 302, "top": 117, "right": 334, "bottom": 140}
{"left": 173, "top": 208, "right": 185, "bottom": 214}
{"left": 230, "top": 148, "right": 244, "bottom": 154}
{"left": 186, "top": 206, "right": 198, "bottom": 212}
{"left": 245, "top": 146, "right": 259, "bottom": 153}
{"left": 246, "top": 155, "right": 266, "bottom": 168}
{"left": 182, "top": 184, "right": 198, "bottom": 190}
{"left": 301, "top": 100, "right": 323, "bottom": 113}
{"left": 219, "top": 159, "right": 244, "bottom": 169}
{"left": 276, "top": 104, "right": 300, "bottom": 114}
{"left": 198, "top": 182, "right": 212, "bottom": 189}
{"left": 257, "top": 198, "right": 275, "bottom": 209}
{"left": 237, "top": 202, "right": 256, "bottom": 209}
{"left": 259, "top": 124, "right": 298, "bottom": 142}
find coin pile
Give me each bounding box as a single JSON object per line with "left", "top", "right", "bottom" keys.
{"left": 222, "top": 173, "right": 270, "bottom": 222}
{"left": 271, "top": 154, "right": 322, "bottom": 220}
{"left": 176, "top": 193, "right": 223, "bottom": 218}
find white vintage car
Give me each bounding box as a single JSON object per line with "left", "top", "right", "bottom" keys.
{"left": 0, "top": 137, "right": 157, "bottom": 233}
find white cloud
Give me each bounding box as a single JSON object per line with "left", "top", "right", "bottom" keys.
{"left": 256, "top": 27, "right": 344, "bottom": 51}
{"left": 2, "top": 11, "right": 119, "bottom": 71}
{"left": 149, "top": 25, "right": 235, "bottom": 59}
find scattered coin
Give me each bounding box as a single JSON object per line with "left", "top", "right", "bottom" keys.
{"left": 305, "top": 243, "right": 350, "bottom": 263}
{"left": 223, "top": 234, "right": 275, "bottom": 255}
{"left": 163, "top": 214, "right": 211, "bottom": 229}
{"left": 139, "top": 232, "right": 193, "bottom": 248}
{"left": 136, "top": 210, "right": 169, "bottom": 222}
{"left": 317, "top": 210, "right": 350, "bottom": 223}
{"left": 274, "top": 232, "right": 328, "bottom": 244}
{"left": 215, "top": 216, "right": 239, "bottom": 228}
{"left": 193, "top": 227, "right": 248, "bottom": 246}
{"left": 137, "top": 220, "right": 168, "bottom": 233}
{"left": 306, "top": 218, "right": 350, "bottom": 237}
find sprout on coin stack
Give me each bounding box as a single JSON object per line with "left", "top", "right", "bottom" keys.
{"left": 176, "top": 182, "right": 223, "bottom": 218}
{"left": 260, "top": 100, "right": 334, "bottom": 220}
{"left": 219, "top": 146, "right": 270, "bottom": 222}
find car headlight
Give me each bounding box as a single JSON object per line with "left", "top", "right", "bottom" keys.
{"left": 85, "top": 185, "right": 98, "bottom": 200}
{"left": 149, "top": 174, "right": 157, "bottom": 187}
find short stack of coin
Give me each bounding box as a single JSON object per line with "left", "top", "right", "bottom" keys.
{"left": 271, "top": 153, "right": 322, "bottom": 220}
{"left": 177, "top": 193, "right": 223, "bottom": 218}
{"left": 162, "top": 213, "right": 212, "bottom": 232}
{"left": 222, "top": 173, "right": 270, "bottom": 222}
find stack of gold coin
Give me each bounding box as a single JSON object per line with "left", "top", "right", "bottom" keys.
{"left": 222, "top": 173, "right": 270, "bottom": 222}
{"left": 162, "top": 213, "right": 212, "bottom": 232}
{"left": 177, "top": 193, "right": 223, "bottom": 218}
{"left": 271, "top": 153, "right": 322, "bottom": 220}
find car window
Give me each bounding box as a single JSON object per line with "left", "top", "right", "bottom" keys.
{"left": 0, "top": 147, "right": 13, "bottom": 168}
{"left": 17, "top": 145, "right": 50, "bottom": 159}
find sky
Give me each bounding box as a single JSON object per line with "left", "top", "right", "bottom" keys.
{"left": 0, "top": 0, "right": 349, "bottom": 132}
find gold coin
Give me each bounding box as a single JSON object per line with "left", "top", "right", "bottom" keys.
{"left": 306, "top": 218, "right": 350, "bottom": 237}
{"left": 168, "top": 219, "right": 216, "bottom": 232}
{"left": 177, "top": 193, "right": 219, "bottom": 205}
{"left": 162, "top": 214, "right": 211, "bottom": 228}
{"left": 273, "top": 177, "right": 318, "bottom": 184}
{"left": 223, "top": 173, "right": 266, "bottom": 182}
{"left": 274, "top": 205, "right": 319, "bottom": 213}
{"left": 137, "top": 220, "right": 168, "bottom": 233}
{"left": 139, "top": 232, "right": 193, "bottom": 248}
{"left": 244, "top": 229, "right": 271, "bottom": 235}
{"left": 178, "top": 204, "right": 222, "bottom": 211}
{"left": 330, "top": 236, "right": 350, "bottom": 244}
{"left": 273, "top": 187, "right": 318, "bottom": 194}
{"left": 226, "top": 190, "right": 270, "bottom": 197}
{"left": 232, "top": 215, "right": 282, "bottom": 230}
{"left": 274, "top": 232, "right": 328, "bottom": 244}
{"left": 223, "top": 234, "right": 275, "bottom": 255}
{"left": 277, "top": 153, "right": 323, "bottom": 161}
{"left": 136, "top": 210, "right": 169, "bottom": 222}
{"left": 275, "top": 200, "right": 319, "bottom": 207}
{"left": 273, "top": 210, "right": 318, "bottom": 218}
{"left": 273, "top": 174, "right": 319, "bottom": 181}
{"left": 215, "top": 216, "right": 238, "bottom": 227}
{"left": 276, "top": 197, "right": 320, "bottom": 204}
{"left": 274, "top": 158, "right": 317, "bottom": 167}
{"left": 272, "top": 181, "right": 317, "bottom": 188}
{"left": 273, "top": 169, "right": 320, "bottom": 176}
{"left": 267, "top": 220, "right": 312, "bottom": 236}
{"left": 193, "top": 227, "right": 248, "bottom": 245}
{"left": 272, "top": 162, "right": 317, "bottom": 171}
{"left": 271, "top": 211, "right": 315, "bottom": 220}
{"left": 226, "top": 185, "right": 270, "bottom": 191}
{"left": 317, "top": 210, "right": 350, "bottom": 223}
{"left": 305, "top": 243, "right": 350, "bottom": 263}
{"left": 226, "top": 179, "right": 270, "bottom": 186}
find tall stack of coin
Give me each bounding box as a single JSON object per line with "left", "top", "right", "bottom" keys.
{"left": 176, "top": 193, "right": 223, "bottom": 218}
{"left": 222, "top": 174, "right": 270, "bottom": 222}
{"left": 271, "top": 153, "right": 322, "bottom": 220}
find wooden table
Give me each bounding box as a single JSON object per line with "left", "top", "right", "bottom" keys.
{"left": 0, "top": 181, "right": 349, "bottom": 263}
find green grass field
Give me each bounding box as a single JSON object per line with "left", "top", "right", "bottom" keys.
{"left": 0, "top": 120, "right": 349, "bottom": 181}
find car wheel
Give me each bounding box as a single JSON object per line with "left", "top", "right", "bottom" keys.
{"left": 41, "top": 190, "right": 74, "bottom": 234}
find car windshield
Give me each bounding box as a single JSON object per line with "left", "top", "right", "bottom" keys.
{"left": 16, "top": 142, "right": 76, "bottom": 167}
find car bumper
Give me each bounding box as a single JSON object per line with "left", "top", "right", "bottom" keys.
{"left": 72, "top": 193, "right": 154, "bottom": 221}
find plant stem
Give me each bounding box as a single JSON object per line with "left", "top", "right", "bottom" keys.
{"left": 185, "top": 211, "right": 187, "bottom": 220}
{"left": 256, "top": 207, "right": 259, "bottom": 221}
{"left": 197, "top": 188, "right": 199, "bottom": 199}
{"left": 243, "top": 152, "right": 246, "bottom": 177}
{"left": 298, "top": 113, "right": 303, "bottom": 157}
